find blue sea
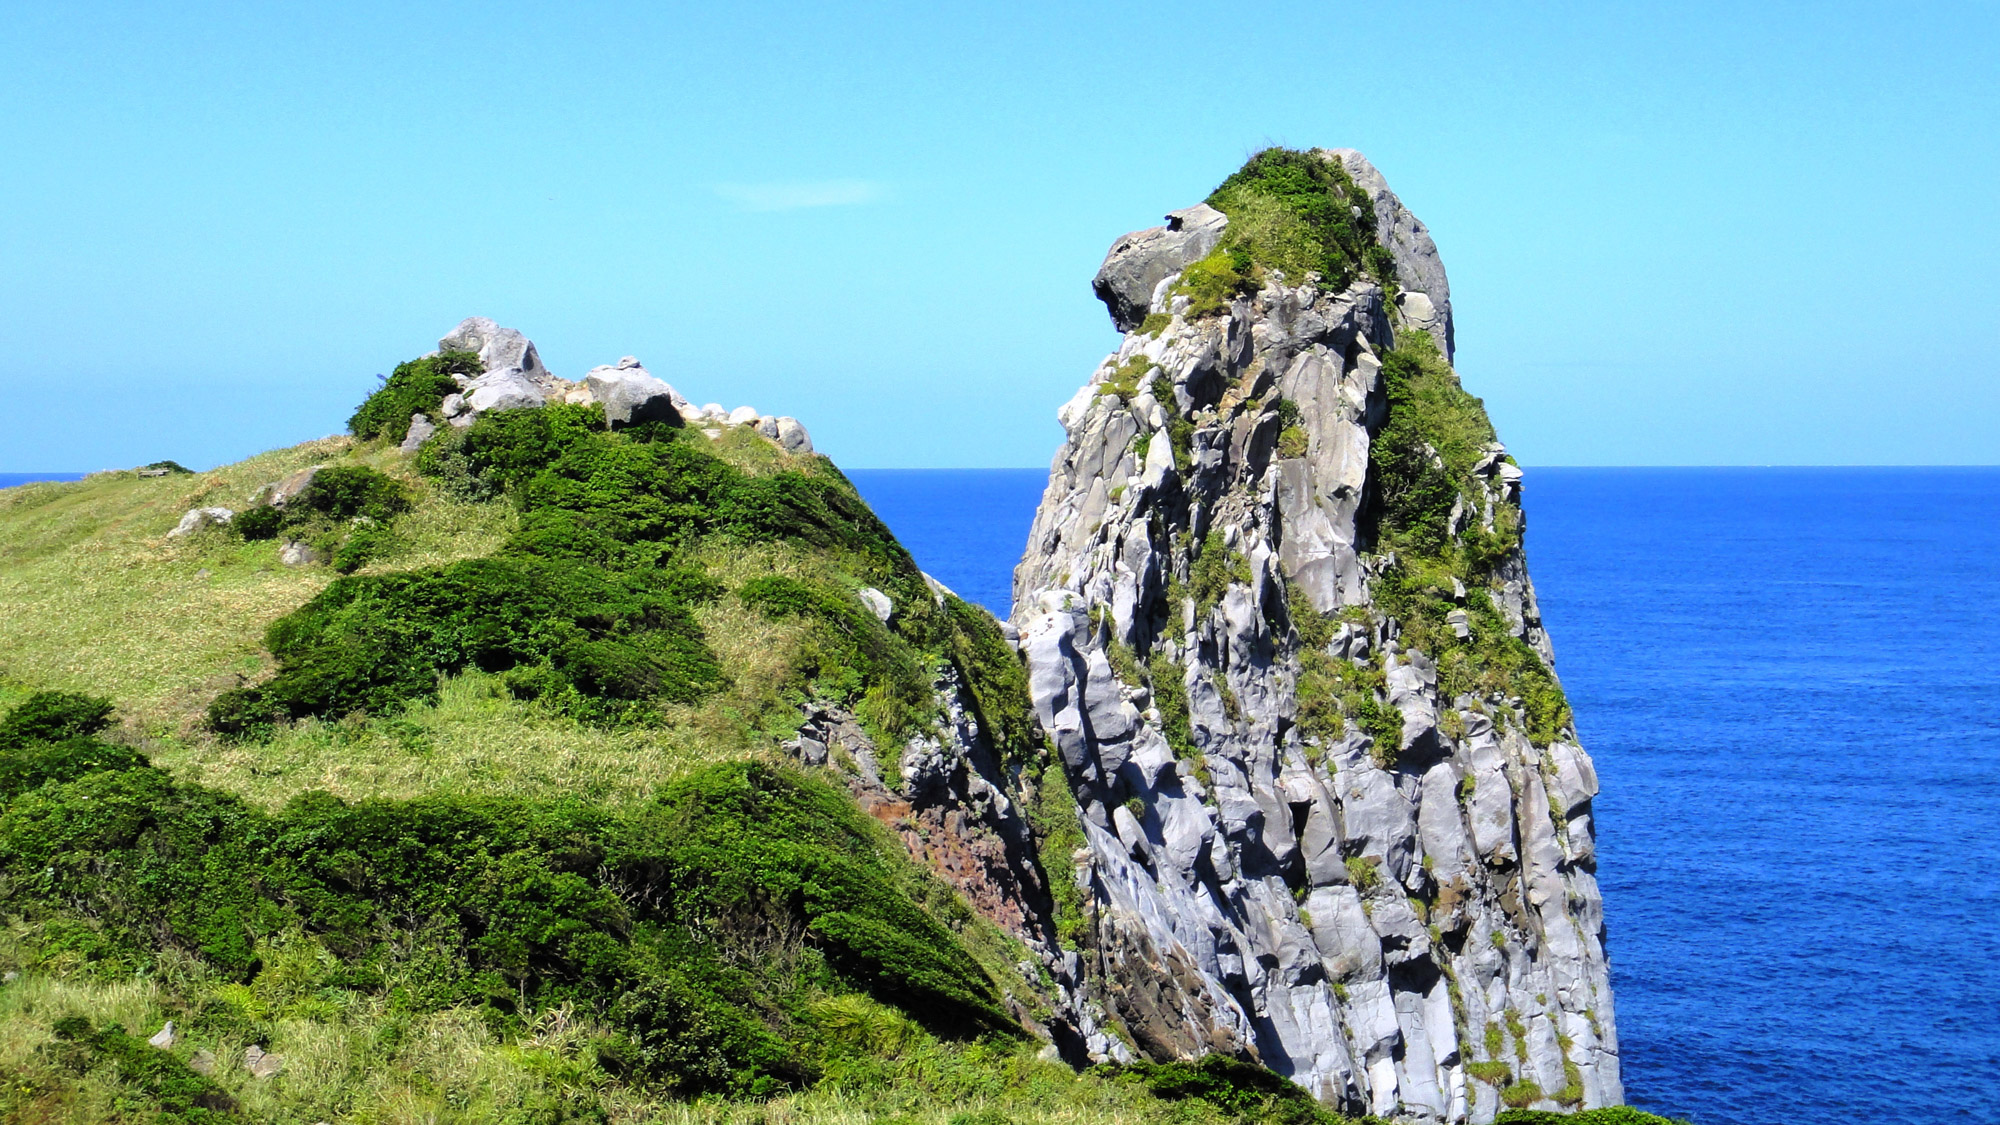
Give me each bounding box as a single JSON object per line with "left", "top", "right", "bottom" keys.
{"left": 0, "top": 472, "right": 86, "bottom": 489}
{"left": 849, "top": 467, "right": 2000, "bottom": 1125}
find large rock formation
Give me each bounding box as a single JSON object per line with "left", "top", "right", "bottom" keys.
{"left": 1011, "top": 149, "right": 1617, "bottom": 1122}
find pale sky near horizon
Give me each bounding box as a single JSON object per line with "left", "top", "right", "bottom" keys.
{"left": 2, "top": 1, "right": 1995, "bottom": 470}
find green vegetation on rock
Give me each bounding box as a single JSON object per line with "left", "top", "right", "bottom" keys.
{"left": 1173, "top": 148, "right": 1389, "bottom": 318}
{"left": 347, "top": 349, "right": 483, "bottom": 440}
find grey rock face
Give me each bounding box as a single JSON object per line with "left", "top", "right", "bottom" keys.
{"left": 858, "top": 586, "right": 893, "bottom": 622}
{"left": 584, "top": 357, "right": 693, "bottom": 428}
{"left": 279, "top": 540, "right": 324, "bottom": 567}
{"left": 167, "top": 507, "right": 234, "bottom": 538}
{"left": 435, "top": 317, "right": 556, "bottom": 422}
{"left": 440, "top": 316, "right": 551, "bottom": 386}
{"left": 1093, "top": 204, "right": 1229, "bottom": 331}
{"left": 776, "top": 416, "right": 813, "bottom": 453}
{"left": 1327, "top": 149, "right": 1456, "bottom": 360}
{"left": 400, "top": 412, "right": 437, "bottom": 452}
{"left": 1013, "top": 154, "right": 1616, "bottom": 1121}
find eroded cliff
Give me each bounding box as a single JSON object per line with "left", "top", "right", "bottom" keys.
{"left": 1012, "top": 148, "right": 1618, "bottom": 1122}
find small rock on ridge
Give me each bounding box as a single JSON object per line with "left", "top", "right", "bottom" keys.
{"left": 775, "top": 416, "right": 812, "bottom": 453}
{"left": 167, "top": 507, "right": 234, "bottom": 538}
{"left": 1092, "top": 203, "right": 1228, "bottom": 331}
{"left": 147, "top": 1021, "right": 177, "bottom": 1049}
{"left": 584, "top": 358, "right": 693, "bottom": 428}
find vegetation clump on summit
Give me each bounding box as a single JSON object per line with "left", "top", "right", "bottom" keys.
{"left": 1174, "top": 147, "right": 1393, "bottom": 317}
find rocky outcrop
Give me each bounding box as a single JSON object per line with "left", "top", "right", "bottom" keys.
{"left": 1011, "top": 150, "right": 1617, "bottom": 1122}
{"left": 584, "top": 357, "right": 691, "bottom": 428}
{"left": 1094, "top": 204, "right": 1230, "bottom": 332}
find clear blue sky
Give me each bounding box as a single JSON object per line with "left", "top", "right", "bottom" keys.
{"left": 2, "top": 1, "right": 1994, "bottom": 470}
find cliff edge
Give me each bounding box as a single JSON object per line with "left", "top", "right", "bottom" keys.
{"left": 1013, "top": 148, "right": 1617, "bottom": 1122}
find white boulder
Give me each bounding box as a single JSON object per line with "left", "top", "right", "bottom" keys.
{"left": 167, "top": 507, "right": 234, "bottom": 538}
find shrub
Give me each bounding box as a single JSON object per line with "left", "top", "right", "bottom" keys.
{"left": 1344, "top": 856, "right": 1380, "bottom": 892}
{"left": 0, "top": 759, "right": 1016, "bottom": 1095}
{"left": 1097, "top": 355, "right": 1154, "bottom": 400}
{"left": 141, "top": 459, "right": 194, "bottom": 474}
{"left": 1111, "top": 1054, "right": 1341, "bottom": 1125}
{"left": 1146, "top": 652, "right": 1195, "bottom": 762}
{"left": 290, "top": 464, "right": 411, "bottom": 523}
{"left": 1500, "top": 1082, "right": 1545, "bottom": 1109}
{"left": 1201, "top": 147, "right": 1378, "bottom": 294}
{"left": 1365, "top": 331, "right": 1496, "bottom": 555}
{"left": 0, "top": 736, "right": 148, "bottom": 801}
{"left": 1174, "top": 245, "right": 1258, "bottom": 319}
{"left": 232, "top": 503, "right": 285, "bottom": 540}
{"left": 0, "top": 690, "right": 115, "bottom": 748}
{"left": 1189, "top": 531, "right": 1250, "bottom": 618}
{"left": 348, "top": 349, "right": 483, "bottom": 440}
{"left": 208, "top": 555, "right": 723, "bottom": 735}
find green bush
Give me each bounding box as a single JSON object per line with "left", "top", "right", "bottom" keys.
{"left": 1189, "top": 531, "right": 1251, "bottom": 619}
{"left": 1109, "top": 1054, "right": 1341, "bottom": 1125}
{"left": 141, "top": 459, "right": 195, "bottom": 475}
{"left": 348, "top": 349, "right": 483, "bottom": 440}
{"left": 1366, "top": 331, "right": 1495, "bottom": 555}
{"left": 0, "top": 758, "right": 1013, "bottom": 1097}
{"left": 232, "top": 504, "right": 285, "bottom": 540}
{"left": 208, "top": 555, "right": 723, "bottom": 734}
{"left": 1198, "top": 148, "right": 1379, "bottom": 295}
{"left": 0, "top": 690, "right": 114, "bottom": 748}
{"left": 0, "top": 736, "right": 149, "bottom": 801}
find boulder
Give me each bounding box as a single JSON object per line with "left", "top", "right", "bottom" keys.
{"left": 438, "top": 317, "right": 550, "bottom": 385}
{"left": 583, "top": 358, "right": 692, "bottom": 428}
{"left": 1092, "top": 203, "right": 1228, "bottom": 331}
{"left": 242, "top": 1044, "right": 284, "bottom": 1079}
{"left": 728, "top": 405, "right": 759, "bottom": 425}
{"left": 400, "top": 412, "right": 437, "bottom": 452}
{"left": 858, "top": 587, "right": 893, "bottom": 622}
{"left": 167, "top": 507, "right": 233, "bottom": 538}
{"left": 188, "top": 1049, "right": 217, "bottom": 1076}
{"left": 279, "top": 540, "right": 325, "bottom": 567}
{"left": 775, "top": 416, "right": 813, "bottom": 453}
{"left": 147, "top": 1021, "right": 177, "bottom": 1049}
{"left": 252, "top": 466, "right": 323, "bottom": 508}
{"left": 463, "top": 369, "right": 545, "bottom": 414}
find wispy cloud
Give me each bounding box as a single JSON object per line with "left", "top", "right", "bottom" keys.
{"left": 714, "top": 179, "right": 886, "bottom": 212}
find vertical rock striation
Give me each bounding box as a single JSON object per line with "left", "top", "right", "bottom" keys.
{"left": 1011, "top": 149, "right": 1618, "bottom": 1122}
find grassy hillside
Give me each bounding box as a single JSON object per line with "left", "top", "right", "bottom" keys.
{"left": 0, "top": 372, "right": 1383, "bottom": 1125}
